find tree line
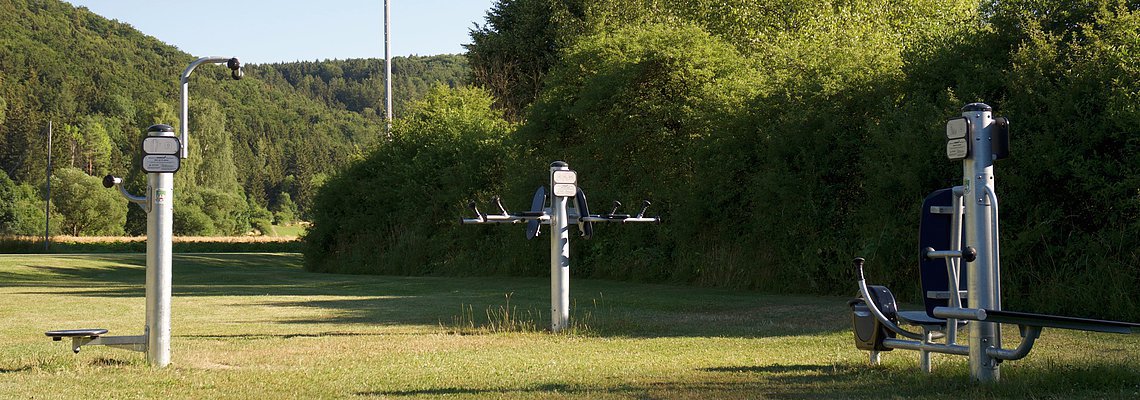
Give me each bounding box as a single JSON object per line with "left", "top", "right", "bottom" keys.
{"left": 306, "top": 0, "right": 1140, "bottom": 320}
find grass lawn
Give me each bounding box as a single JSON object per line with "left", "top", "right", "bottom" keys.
{"left": 1, "top": 254, "right": 1138, "bottom": 399}
{"left": 266, "top": 224, "right": 306, "bottom": 238}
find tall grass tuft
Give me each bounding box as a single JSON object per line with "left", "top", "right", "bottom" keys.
{"left": 444, "top": 292, "right": 607, "bottom": 335}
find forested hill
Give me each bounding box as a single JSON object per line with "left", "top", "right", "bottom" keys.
{"left": 0, "top": 0, "right": 467, "bottom": 236}
{"left": 259, "top": 55, "right": 468, "bottom": 118}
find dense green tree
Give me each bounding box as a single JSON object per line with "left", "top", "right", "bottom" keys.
{"left": 304, "top": 85, "right": 513, "bottom": 273}
{"left": 49, "top": 167, "right": 125, "bottom": 236}
{"left": 466, "top": 0, "right": 587, "bottom": 120}
{"left": 0, "top": 169, "right": 54, "bottom": 236}
{"left": 258, "top": 55, "right": 470, "bottom": 119}
{"left": 272, "top": 192, "right": 298, "bottom": 226}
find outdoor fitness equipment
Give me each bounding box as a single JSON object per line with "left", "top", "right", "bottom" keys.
{"left": 461, "top": 161, "right": 660, "bottom": 332}
{"left": 45, "top": 57, "right": 242, "bottom": 368}
{"left": 849, "top": 103, "right": 1140, "bottom": 382}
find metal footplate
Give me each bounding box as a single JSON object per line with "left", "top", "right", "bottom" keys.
{"left": 45, "top": 329, "right": 146, "bottom": 354}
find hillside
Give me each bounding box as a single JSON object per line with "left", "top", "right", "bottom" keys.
{"left": 0, "top": 0, "right": 467, "bottom": 236}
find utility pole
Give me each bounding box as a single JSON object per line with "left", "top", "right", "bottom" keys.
{"left": 44, "top": 120, "right": 52, "bottom": 252}
{"left": 384, "top": 0, "right": 393, "bottom": 137}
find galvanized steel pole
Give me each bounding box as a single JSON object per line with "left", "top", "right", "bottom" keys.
{"left": 549, "top": 161, "right": 571, "bottom": 332}
{"left": 384, "top": 0, "right": 393, "bottom": 136}
{"left": 962, "top": 103, "right": 1000, "bottom": 382}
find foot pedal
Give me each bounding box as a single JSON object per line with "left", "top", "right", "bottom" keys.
{"left": 46, "top": 328, "right": 109, "bottom": 341}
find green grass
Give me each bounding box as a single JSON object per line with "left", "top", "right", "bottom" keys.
{"left": 266, "top": 224, "right": 307, "bottom": 238}
{"left": 1, "top": 254, "right": 1138, "bottom": 399}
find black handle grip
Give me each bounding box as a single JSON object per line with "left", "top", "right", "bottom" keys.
{"left": 853, "top": 257, "right": 866, "bottom": 281}
{"left": 102, "top": 175, "right": 117, "bottom": 189}
{"left": 492, "top": 196, "right": 508, "bottom": 215}
{"left": 636, "top": 200, "right": 651, "bottom": 218}
{"left": 609, "top": 200, "right": 622, "bottom": 215}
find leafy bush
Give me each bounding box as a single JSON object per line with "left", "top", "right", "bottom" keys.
{"left": 304, "top": 86, "right": 513, "bottom": 274}
{"left": 49, "top": 168, "right": 125, "bottom": 236}
{"left": 0, "top": 169, "right": 55, "bottom": 235}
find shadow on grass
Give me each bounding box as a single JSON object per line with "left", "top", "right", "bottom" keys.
{"left": 179, "top": 331, "right": 399, "bottom": 340}
{"left": 701, "top": 364, "right": 831, "bottom": 374}
{"left": 360, "top": 361, "right": 1140, "bottom": 398}
{"left": 4, "top": 253, "right": 850, "bottom": 338}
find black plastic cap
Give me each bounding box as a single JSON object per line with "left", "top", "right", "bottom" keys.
{"left": 962, "top": 103, "right": 992, "bottom": 112}
{"left": 550, "top": 161, "right": 568, "bottom": 168}
{"left": 853, "top": 257, "right": 866, "bottom": 280}
{"left": 963, "top": 246, "right": 978, "bottom": 262}
{"left": 102, "top": 175, "right": 116, "bottom": 189}
{"left": 147, "top": 124, "right": 175, "bottom": 133}
{"left": 227, "top": 57, "right": 241, "bottom": 70}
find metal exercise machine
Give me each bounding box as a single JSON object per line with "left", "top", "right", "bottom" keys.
{"left": 461, "top": 161, "right": 660, "bottom": 332}
{"left": 45, "top": 57, "right": 242, "bottom": 367}
{"left": 849, "top": 103, "right": 1140, "bottom": 382}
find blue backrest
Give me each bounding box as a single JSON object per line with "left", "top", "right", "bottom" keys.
{"left": 917, "top": 188, "right": 968, "bottom": 317}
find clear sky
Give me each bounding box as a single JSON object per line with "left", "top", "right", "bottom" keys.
{"left": 64, "top": 0, "right": 497, "bottom": 64}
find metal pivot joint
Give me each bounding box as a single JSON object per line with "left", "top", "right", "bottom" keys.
{"left": 461, "top": 161, "right": 661, "bottom": 332}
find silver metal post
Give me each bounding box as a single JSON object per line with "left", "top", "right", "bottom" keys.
{"left": 44, "top": 120, "right": 52, "bottom": 251}
{"left": 384, "top": 0, "right": 393, "bottom": 136}
{"left": 549, "top": 161, "right": 571, "bottom": 332}
{"left": 145, "top": 126, "right": 176, "bottom": 367}
{"left": 962, "top": 103, "right": 999, "bottom": 382}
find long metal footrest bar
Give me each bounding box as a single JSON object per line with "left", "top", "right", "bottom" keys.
{"left": 937, "top": 307, "right": 1140, "bottom": 334}
{"left": 579, "top": 216, "right": 661, "bottom": 223}
{"left": 883, "top": 338, "right": 970, "bottom": 356}
{"left": 461, "top": 215, "right": 550, "bottom": 224}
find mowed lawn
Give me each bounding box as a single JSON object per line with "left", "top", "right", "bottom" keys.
{"left": 1, "top": 254, "right": 1138, "bottom": 399}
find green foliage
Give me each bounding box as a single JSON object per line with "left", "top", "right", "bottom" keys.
{"left": 48, "top": 168, "right": 124, "bottom": 236}
{"left": 258, "top": 55, "right": 469, "bottom": 119}
{"left": 0, "top": 1, "right": 467, "bottom": 235}
{"left": 304, "top": 85, "right": 513, "bottom": 274}
{"left": 0, "top": 169, "right": 53, "bottom": 235}
{"left": 519, "top": 23, "right": 761, "bottom": 281}
{"left": 467, "top": 0, "right": 590, "bottom": 120}
{"left": 248, "top": 198, "right": 274, "bottom": 236}
{"left": 303, "top": 0, "right": 1138, "bottom": 320}
{"left": 271, "top": 192, "right": 298, "bottom": 226}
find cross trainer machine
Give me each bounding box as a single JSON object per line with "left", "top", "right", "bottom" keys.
{"left": 45, "top": 57, "right": 242, "bottom": 368}
{"left": 461, "top": 161, "right": 660, "bottom": 332}
{"left": 849, "top": 103, "right": 1140, "bottom": 382}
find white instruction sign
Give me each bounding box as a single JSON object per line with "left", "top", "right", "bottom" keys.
{"left": 552, "top": 170, "right": 577, "bottom": 197}
{"left": 142, "top": 155, "right": 181, "bottom": 173}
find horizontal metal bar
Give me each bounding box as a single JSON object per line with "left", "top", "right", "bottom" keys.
{"left": 924, "top": 250, "right": 962, "bottom": 259}
{"left": 579, "top": 217, "right": 660, "bottom": 223}
{"left": 73, "top": 334, "right": 147, "bottom": 353}
{"left": 461, "top": 216, "right": 550, "bottom": 225}
{"left": 926, "top": 290, "right": 968, "bottom": 300}
{"left": 883, "top": 338, "right": 970, "bottom": 356}
{"left": 933, "top": 307, "right": 987, "bottom": 321}
{"left": 929, "top": 206, "right": 956, "bottom": 215}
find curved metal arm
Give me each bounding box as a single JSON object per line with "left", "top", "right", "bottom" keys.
{"left": 853, "top": 258, "right": 926, "bottom": 340}
{"left": 180, "top": 56, "right": 241, "bottom": 159}
{"left": 103, "top": 175, "right": 148, "bottom": 212}
{"left": 987, "top": 326, "right": 1040, "bottom": 361}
